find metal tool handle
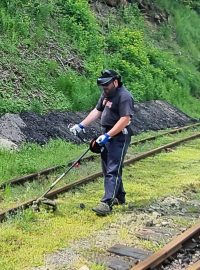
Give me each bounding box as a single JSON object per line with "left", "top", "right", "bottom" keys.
{"left": 36, "top": 147, "right": 90, "bottom": 202}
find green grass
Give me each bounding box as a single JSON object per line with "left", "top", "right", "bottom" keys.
{"left": 126, "top": 138, "right": 200, "bottom": 206}
{"left": 0, "top": 0, "right": 200, "bottom": 117}
{"left": 1, "top": 125, "right": 199, "bottom": 184}
{"left": 0, "top": 127, "right": 200, "bottom": 211}
{"left": 0, "top": 137, "right": 200, "bottom": 269}
{"left": 0, "top": 157, "right": 101, "bottom": 211}
{"left": 128, "top": 125, "right": 200, "bottom": 155}
{"left": 0, "top": 139, "right": 87, "bottom": 183}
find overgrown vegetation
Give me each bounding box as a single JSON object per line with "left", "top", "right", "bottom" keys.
{"left": 0, "top": 126, "right": 199, "bottom": 186}
{"left": 0, "top": 139, "right": 86, "bottom": 183}
{"left": 0, "top": 127, "right": 200, "bottom": 221}
{"left": 175, "top": 0, "right": 200, "bottom": 13}
{"left": 0, "top": 0, "right": 199, "bottom": 117}
{"left": 0, "top": 138, "right": 200, "bottom": 269}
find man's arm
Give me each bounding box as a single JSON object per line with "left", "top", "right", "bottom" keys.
{"left": 81, "top": 108, "right": 102, "bottom": 127}
{"left": 107, "top": 116, "right": 131, "bottom": 137}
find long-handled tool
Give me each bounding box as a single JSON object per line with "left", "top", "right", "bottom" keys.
{"left": 32, "top": 147, "right": 90, "bottom": 212}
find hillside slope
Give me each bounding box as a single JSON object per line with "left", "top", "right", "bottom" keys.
{"left": 0, "top": 0, "right": 200, "bottom": 117}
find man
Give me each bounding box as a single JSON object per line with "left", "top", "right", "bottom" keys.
{"left": 70, "top": 69, "right": 134, "bottom": 216}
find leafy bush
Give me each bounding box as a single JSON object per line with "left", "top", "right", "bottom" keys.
{"left": 175, "top": 0, "right": 200, "bottom": 13}
{"left": 57, "top": 0, "right": 103, "bottom": 56}
{"left": 0, "top": 0, "right": 199, "bottom": 117}
{"left": 0, "top": 98, "right": 28, "bottom": 115}
{"left": 55, "top": 71, "right": 99, "bottom": 110}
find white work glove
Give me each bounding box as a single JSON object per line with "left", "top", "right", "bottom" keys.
{"left": 96, "top": 133, "right": 111, "bottom": 146}
{"left": 69, "top": 123, "right": 85, "bottom": 136}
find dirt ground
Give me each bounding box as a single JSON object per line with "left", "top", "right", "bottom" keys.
{"left": 0, "top": 100, "right": 197, "bottom": 146}
{"left": 32, "top": 192, "right": 200, "bottom": 270}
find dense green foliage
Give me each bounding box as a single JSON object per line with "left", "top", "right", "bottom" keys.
{"left": 0, "top": 0, "right": 199, "bottom": 117}
{"left": 176, "top": 0, "right": 200, "bottom": 13}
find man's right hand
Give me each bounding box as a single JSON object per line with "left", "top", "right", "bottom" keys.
{"left": 69, "top": 123, "right": 85, "bottom": 136}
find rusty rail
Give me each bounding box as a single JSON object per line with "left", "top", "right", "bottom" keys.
{"left": 0, "top": 154, "right": 97, "bottom": 189}
{"left": 124, "top": 132, "right": 200, "bottom": 166}
{"left": 131, "top": 222, "right": 200, "bottom": 270}
{"left": 131, "top": 122, "right": 200, "bottom": 145}
{"left": 0, "top": 132, "right": 199, "bottom": 222}
{"left": 187, "top": 260, "right": 200, "bottom": 270}
{"left": 1, "top": 123, "right": 200, "bottom": 189}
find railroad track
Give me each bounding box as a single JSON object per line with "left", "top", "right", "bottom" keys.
{"left": 1, "top": 122, "right": 200, "bottom": 189}
{"left": 0, "top": 132, "right": 200, "bottom": 222}
{"left": 131, "top": 222, "right": 200, "bottom": 270}
{"left": 187, "top": 260, "right": 200, "bottom": 270}
{"left": 95, "top": 221, "right": 200, "bottom": 270}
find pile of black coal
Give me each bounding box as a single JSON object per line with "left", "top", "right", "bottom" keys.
{"left": 0, "top": 100, "right": 197, "bottom": 146}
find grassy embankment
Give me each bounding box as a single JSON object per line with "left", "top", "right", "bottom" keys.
{"left": 0, "top": 0, "right": 200, "bottom": 117}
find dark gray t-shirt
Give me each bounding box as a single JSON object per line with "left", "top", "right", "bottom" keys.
{"left": 96, "top": 86, "right": 134, "bottom": 127}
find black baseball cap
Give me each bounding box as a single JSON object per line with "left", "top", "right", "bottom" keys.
{"left": 97, "top": 69, "right": 119, "bottom": 86}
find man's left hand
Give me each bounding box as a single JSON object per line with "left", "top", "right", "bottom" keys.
{"left": 96, "top": 133, "right": 111, "bottom": 146}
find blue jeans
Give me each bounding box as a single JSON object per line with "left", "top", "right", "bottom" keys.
{"left": 100, "top": 132, "right": 131, "bottom": 205}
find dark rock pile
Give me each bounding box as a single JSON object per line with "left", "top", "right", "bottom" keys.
{"left": 0, "top": 100, "right": 197, "bottom": 146}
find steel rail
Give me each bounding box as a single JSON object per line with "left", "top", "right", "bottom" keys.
{"left": 131, "top": 122, "right": 200, "bottom": 145}
{"left": 131, "top": 222, "right": 200, "bottom": 270}
{"left": 186, "top": 260, "right": 200, "bottom": 270}
{"left": 0, "top": 172, "right": 103, "bottom": 222}
{"left": 0, "top": 132, "right": 199, "bottom": 222}
{"left": 124, "top": 133, "right": 200, "bottom": 166}
{"left": 1, "top": 123, "right": 200, "bottom": 189}
{"left": 0, "top": 154, "right": 97, "bottom": 189}
{"left": 0, "top": 165, "right": 63, "bottom": 189}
